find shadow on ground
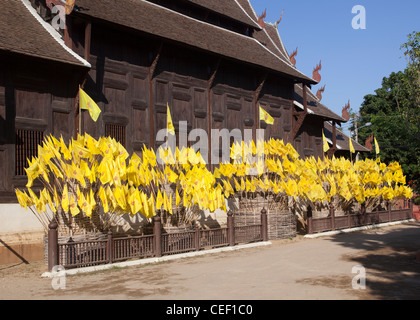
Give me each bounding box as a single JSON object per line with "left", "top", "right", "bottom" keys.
{"left": 329, "top": 222, "right": 420, "bottom": 299}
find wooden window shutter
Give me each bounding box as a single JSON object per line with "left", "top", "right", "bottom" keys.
{"left": 15, "top": 129, "right": 44, "bottom": 176}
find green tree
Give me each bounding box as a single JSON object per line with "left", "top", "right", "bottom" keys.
{"left": 356, "top": 32, "right": 420, "bottom": 194}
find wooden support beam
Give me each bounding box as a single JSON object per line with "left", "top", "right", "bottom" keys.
{"left": 254, "top": 71, "right": 269, "bottom": 139}
{"left": 292, "top": 83, "right": 308, "bottom": 140}
{"left": 74, "top": 20, "right": 92, "bottom": 138}
{"left": 326, "top": 121, "right": 337, "bottom": 158}
{"left": 207, "top": 58, "right": 221, "bottom": 168}
{"left": 84, "top": 21, "right": 92, "bottom": 63}
{"left": 302, "top": 84, "right": 308, "bottom": 112}
{"left": 148, "top": 43, "right": 163, "bottom": 150}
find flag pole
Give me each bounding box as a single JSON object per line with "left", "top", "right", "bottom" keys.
{"left": 78, "top": 86, "right": 82, "bottom": 135}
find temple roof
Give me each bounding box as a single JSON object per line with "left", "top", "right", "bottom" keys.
{"left": 294, "top": 84, "right": 346, "bottom": 123}
{"left": 324, "top": 121, "right": 370, "bottom": 152}
{"left": 235, "top": 1, "right": 348, "bottom": 124}
{"left": 236, "top": 0, "right": 292, "bottom": 65}
{"left": 0, "top": 0, "right": 90, "bottom": 68}
{"left": 74, "top": 0, "right": 317, "bottom": 84}
{"left": 184, "top": 0, "right": 262, "bottom": 30}
{"left": 264, "top": 23, "right": 292, "bottom": 65}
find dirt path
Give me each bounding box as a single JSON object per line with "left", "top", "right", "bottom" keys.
{"left": 1, "top": 222, "right": 419, "bottom": 300}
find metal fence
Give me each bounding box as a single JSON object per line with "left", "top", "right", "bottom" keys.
{"left": 307, "top": 199, "right": 414, "bottom": 234}
{"left": 47, "top": 210, "right": 268, "bottom": 271}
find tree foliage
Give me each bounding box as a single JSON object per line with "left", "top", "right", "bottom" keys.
{"left": 356, "top": 32, "right": 420, "bottom": 193}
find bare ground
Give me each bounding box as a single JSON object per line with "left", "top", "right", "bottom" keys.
{"left": 1, "top": 221, "right": 419, "bottom": 300}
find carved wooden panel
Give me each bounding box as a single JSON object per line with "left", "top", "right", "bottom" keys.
{"left": 155, "top": 79, "right": 168, "bottom": 107}
{"left": 194, "top": 88, "right": 207, "bottom": 115}
{"left": 133, "top": 108, "right": 149, "bottom": 149}
{"left": 14, "top": 88, "right": 48, "bottom": 120}
{"left": 211, "top": 89, "right": 225, "bottom": 115}
{"left": 103, "top": 86, "right": 126, "bottom": 114}
{"left": 53, "top": 111, "right": 71, "bottom": 142}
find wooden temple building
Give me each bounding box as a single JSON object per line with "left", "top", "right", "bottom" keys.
{"left": 0, "top": 0, "right": 368, "bottom": 203}
{"left": 0, "top": 0, "right": 370, "bottom": 263}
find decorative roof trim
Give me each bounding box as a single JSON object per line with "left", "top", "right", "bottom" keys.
{"left": 137, "top": 0, "right": 316, "bottom": 83}
{"left": 293, "top": 100, "right": 314, "bottom": 114}
{"left": 264, "top": 22, "right": 293, "bottom": 65}
{"left": 233, "top": 0, "right": 262, "bottom": 30}
{"left": 21, "top": 0, "right": 91, "bottom": 68}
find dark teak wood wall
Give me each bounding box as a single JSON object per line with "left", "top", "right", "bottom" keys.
{"left": 0, "top": 12, "right": 328, "bottom": 202}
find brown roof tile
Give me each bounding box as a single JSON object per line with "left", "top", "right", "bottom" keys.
{"left": 185, "top": 0, "right": 262, "bottom": 29}
{"left": 294, "top": 84, "right": 346, "bottom": 123}
{"left": 264, "top": 23, "right": 292, "bottom": 65}
{"left": 0, "top": 0, "right": 89, "bottom": 67}
{"left": 324, "top": 121, "right": 370, "bottom": 152}
{"left": 74, "top": 0, "right": 316, "bottom": 84}
{"left": 235, "top": 2, "right": 348, "bottom": 125}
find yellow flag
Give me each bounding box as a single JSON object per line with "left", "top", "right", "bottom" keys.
{"left": 167, "top": 104, "right": 175, "bottom": 136}
{"left": 322, "top": 130, "right": 330, "bottom": 153}
{"left": 69, "top": 194, "right": 80, "bottom": 217}
{"left": 259, "top": 106, "right": 274, "bottom": 125}
{"left": 98, "top": 187, "right": 109, "bottom": 213}
{"left": 163, "top": 191, "right": 169, "bottom": 212}
{"left": 79, "top": 87, "right": 101, "bottom": 122}
{"left": 156, "top": 190, "right": 164, "bottom": 211}
{"left": 16, "top": 189, "right": 29, "bottom": 211}
{"left": 61, "top": 184, "right": 70, "bottom": 213}
{"left": 374, "top": 137, "right": 380, "bottom": 155}
{"left": 349, "top": 138, "right": 355, "bottom": 154}
{"left": 175, "top": 189, "right": 181, "bottom": 206}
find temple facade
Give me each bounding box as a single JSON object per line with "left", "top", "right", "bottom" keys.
{"left": 0, "top": 0, "right": 366, "bottom": 263}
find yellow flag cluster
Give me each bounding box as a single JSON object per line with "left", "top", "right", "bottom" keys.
{"left": 214, "top": 138, "right": 413, "bottom": 206}
{"left": 15, "top": 133, "right": 413, "bottom": 227}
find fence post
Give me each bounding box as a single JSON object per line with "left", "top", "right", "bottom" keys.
{"left": 48, "top": 220, "right": 59, "bottom": 272}
{"left": 307, "top": 206, "right": 313, "bottom": 234}
{"left": 153, "top": 213, "right": 162, "bottom": 257}
{"left": 195, "top": 225, "right": 200, "bottom": 251}
{"left": 329, "top": 204, "right": 335, "bottom": 231}
{"left": 261, "top": 208, "right": 268, "bottom": 241}
{"left": 409, "top": 197, "right": 413, "bottom": 219}
{"left": 107, "top": 230, "right": 113, "bottom": 264}
{"left": 361, "top": 203, "right": 367, "bottom": 226}
{"left": 388, "top": 201, "right": 392, "bottom": 222}
{"left": 227, "top": 210, "right": 235, "bottom": 246}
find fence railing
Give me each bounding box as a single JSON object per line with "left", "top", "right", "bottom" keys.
{"left": 47, "top": 210, "right": 268, "bottom": 271}
{"left": 307, "top": 199, "right": 414, "bottom": 234}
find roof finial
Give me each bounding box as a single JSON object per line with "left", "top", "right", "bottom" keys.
{"left": 258, "top": 9, "right": 267, "bottom": 29}
{"left": 342, "top": 100, "right": 351, "bottom": 121}
{"left": 289, "top": 47, "right": 298, "bottom": 67}
{"left": 65, "top": 0, "right": 76, "bottom": 15}
{"left": 312, "top": 60, "right": 322, "bottom": 82}
{"left": 46, "top": 0, "right": 75, "bottom": 15}
{"left": 275, "top": 10, "right": 284, "bottom": 29}
{"left": 316, "top": 85, "right": 326, "bottom": 101}
{"left": 365, "top": 134, "right": 374, "bottom": 151}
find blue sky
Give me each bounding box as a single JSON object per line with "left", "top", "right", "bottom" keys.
{"left": 249, "top": 0, "right": 420, "bottom": 134}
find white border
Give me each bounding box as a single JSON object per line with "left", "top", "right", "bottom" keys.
{"left": 21, "top": 0, "right": 91, "bottom": 68}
